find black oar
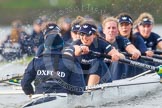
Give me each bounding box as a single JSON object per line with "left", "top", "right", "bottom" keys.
{"left": 138, "top": 52, "right": 162, "bottom": 60}
{"left": 122, "top": 52, "right": 162, "bottom": 64}
{"left": 0, "top": 74, "right": 22, "bottom": 83}
{"left": 152, "top": 54, "right": 162, "bottom": 60}
{"left": 89, "top": 50, "right": 162, "bottom": 76}
{"left": 154, "top": 50, "right": 162, "bottom": 55}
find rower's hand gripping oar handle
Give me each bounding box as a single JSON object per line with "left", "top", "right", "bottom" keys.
{"left": 122, "top": 52, "right": 162, "bottom": 64}
{"left": 89, "top": 50, "right": 162, "bottom": 77}
{"left": 132, "top": 52, "right": 162, "bottom": 60}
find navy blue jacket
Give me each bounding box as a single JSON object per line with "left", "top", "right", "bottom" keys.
{"left": 116, "top": 36, "right": 131, "bottom": 52}
{"left": 36, "top": 44, "right": 44, "bottom": 57}
{"left": 73, "top": 38, "right": 113, "bottom": 83}
{"left": 21, "top": 51, "right": 85, "bottom": 95}
{"left": 105, "top": 36, "right": 131, "bottom": 80}
{"left": 105, "top": 35, "right": 146, "bottom": 80}
{"left": 73, "top": 38, "right": 112, "bottom": 64}
{"left": 135, "top": 32, "right": 162, "bottom": 50}
{"left": 130, "top": 33, "right": 148, "bottom": 54}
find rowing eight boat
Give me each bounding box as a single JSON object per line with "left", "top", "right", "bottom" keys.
{"left": 21, "top": 72, "right": 162, "bottom": 108}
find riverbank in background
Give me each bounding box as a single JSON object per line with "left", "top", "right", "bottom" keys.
{"left": 1, "top": 0, "right": 162, "bottom": 25}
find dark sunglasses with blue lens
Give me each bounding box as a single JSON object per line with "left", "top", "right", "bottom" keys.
{"left": 79, "top": 32, "right": 92, "bottom": 36}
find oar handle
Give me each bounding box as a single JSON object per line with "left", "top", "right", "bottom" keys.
{"left": 122, "top": 52, "right": 152, "bottom": 61}
{"left": 89, "top": 50, "right": 111, "bottom": 59}
{"left": 89, "top": 50, "right": 162, "bottom": 75}
{"left": 154, "top": 50, "right": 162, "bottom": 55}
{"left": 122, "top": 52, "right": 162, "bottom": 64}
{"left": 152, "top": 54, "right": 162, "bottom": 60}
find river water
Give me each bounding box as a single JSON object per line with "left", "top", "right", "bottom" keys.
{"left": 101, "top": 90, "right": 162, "bottom": 108}
{"left": 0, "top": 25, "right": 162, "bottom": 108}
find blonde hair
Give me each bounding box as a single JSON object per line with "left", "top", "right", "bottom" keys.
{"left": 71, "top": 16, "right": 84, "bottom": 26}
{"left": 133, "top": 19, "right": 139, "bottom": 29}
{"left": 102, "top": 17, "right": 118, "bottom": 28}
{"left": 80, "top": 19, "right": 96, "bottom": 27}
{"left": 136, "top": 12, "right": 154, "bottom": 25}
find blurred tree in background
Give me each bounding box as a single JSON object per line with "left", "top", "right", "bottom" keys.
{"left": 0, "top": 0, "right": 162, "bottom": 25}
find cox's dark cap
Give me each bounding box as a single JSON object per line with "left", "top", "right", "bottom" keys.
{"left": 118, "top": 16, "right": 133, "bottom": 24}
{"left": 43, "top": 23, "right": 61, "bottom": 35}
{"left": 139, "top": 17, "right": 153, "bottom": 25}
{"left": 44, "top": 34, "right": 64, "bottom": 50}
{"left": 71, "top": 23, "right": 80, "bottom": 32}
{"left": 79, "top": 23, "right": 97, "bottom": 36}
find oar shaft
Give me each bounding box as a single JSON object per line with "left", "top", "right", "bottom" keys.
{"left": 152, "top": 54, "right": 162, "bottom": 60}
{"left": 90, "top": 50, "right": 159, "bottom": 72}
{"left": 129, "top": 70, "right": 153, "bottom": 81}
{"left": 154, "top": 50, "right": 162, "bottom": 55}
{"left": 119, "top": 59, "right": 159, "bottom": 72}
{"left": 0, "top": 74, "right": 22, "bottom": 83}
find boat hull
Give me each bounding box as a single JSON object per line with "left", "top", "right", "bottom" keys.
{"left": 22, "top": 73, "right": 162, "bottom": 108}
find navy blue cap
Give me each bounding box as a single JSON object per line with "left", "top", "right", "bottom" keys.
{"left": 118, "top": 16, "right": 133, "bottom": 24}
{"left": 43, "top": 23, "right": 61, "bottom": 35}
{"left": 139, "top": 17, "right": 153, "bottom": 25}
{"left": 44, "top": 34, "right": 64, "bottom": 50}
{"left": 79, "top": 24, "right": 97, "bottom": 36}
{"left": 71, "top": 23, "right": 80, "bottom": 32}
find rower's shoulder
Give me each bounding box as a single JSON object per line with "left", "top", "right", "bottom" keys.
{"left": 150, "top": 32, "right": 161, "bottom": 37}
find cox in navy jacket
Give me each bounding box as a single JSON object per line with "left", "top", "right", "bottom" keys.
{"left": 21, "top": 50, "right": 85, "bottom": 95}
